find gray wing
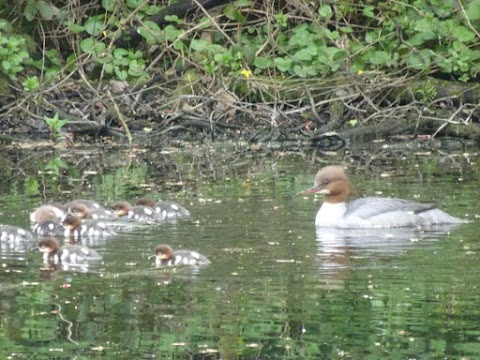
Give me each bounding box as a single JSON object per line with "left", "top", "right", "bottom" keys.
{"left": 346, "top": 197, "right": 435, "bottom": 220}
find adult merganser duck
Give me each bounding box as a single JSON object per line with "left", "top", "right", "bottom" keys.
{"left": 136, "top": 199, "right": 191, "bottom": 219}
{"left": 302, "top": 165, "right": 468, "bottom": 228}
{"left": 153, "top": 244, "right": 210, "bottom": 267}
{"left": 38, "top": 237, "right": 102, "bottom": 266}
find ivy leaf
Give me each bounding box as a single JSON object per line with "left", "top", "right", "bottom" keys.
{"left": 80, "top": 38, "right": 106, "bottom": 56}
{"left": 102, "top": 0, "right": 116, "bottom": 11}
{"left": 223, "top": 4, "right": 246, "bottom": 24}
{"left": 165, "top": 15, "right": 182, "bottom": 24}
{"left": 69, "top": 24, "right": 85, "bottom": 33}
{"left": 234, "top": 0, "right": 252, "bottom": 7}
{"left": 254, "top": 56, "right": 273, "bottom": 69}
{"left": 190, "top": 39, "right": 209, "bottom": 51}
{"left": 24, "top": 2, "right": 37, "bottom": 21}
{"left": 368, "top": 50, "right": 391, "bottom": 65}
{"left": 137, "top": 21, "right": 161, "bottom": 45}
{"left": 274, "top": 57, "right": 293, "bottom": 72}
{"left": 362, "top": 5, "right": 375, "bottom": 18}
{"left": 318, "top": 5, "right": 332, "bottom": 18}
{"left": 84, "top": 16, "right": 104, "bottom": 36}
{"left": 126, "top": 0, "right": 143, "bottom": 9}
{"left": 37, "top": 0, "right": 59, "bottom": 20}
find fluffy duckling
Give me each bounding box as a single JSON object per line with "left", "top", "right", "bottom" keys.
{"left": 112, "top": 201, "right": 163, "bottom": 223}
{"left": 153, "top": 244, "right": 210, "bottom": 267}
{"left": 0, "top": 225, "right": 34, "bottom": 242}
{"left": 32, "top": 220, "right": 64, "bottom": 237}
{"left": 67, "top": 203, "right": 117, "bottom": 220}
{"left": 62, "top": 214, "right": 117, "bottom": 239}
{"left": 30, "top": 204, "right": 65, "bottom": 224}
{"left": 38, "top": 237, "right": 102, "bottom": 265}
{"left": 64, "top": 199, "right": 102, "bottom": 211}
{"left": 136, "top": 198, "right": 190, "bottom": 219}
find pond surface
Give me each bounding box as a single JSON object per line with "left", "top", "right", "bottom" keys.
{"left": 0, "top": 146, "right": 479, "bottom": 359}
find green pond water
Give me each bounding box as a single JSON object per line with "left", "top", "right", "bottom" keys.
{"left": 0, "top": 147, "right": 478, "bottom": 359}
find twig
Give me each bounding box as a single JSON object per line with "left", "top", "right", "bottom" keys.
{"left": 107, "top": 90, "right": 132, "bottom": 146}
{"left": 55, "top": 303, "right": 79, "bottom": 345}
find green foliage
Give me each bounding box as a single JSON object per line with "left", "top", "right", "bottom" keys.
{"left": 1, "top": 0, "right": 480, "bottom": 89}
{"left": 22, "top": 75, "right": 39, "bottom": 92}
{"left": 44, "top": 157, "right": 68, "bottom": 176}
{"left": 416, "top": 80, "right": 437, "bottom": 103}
{"left": 0, "top": 20, "right": 30, "bottom": 80}
{"left": 44, "top": 113, "right": 69, "bottom": 141}
{"left": 97, "top": 48, "right": 148, "bottom": 81}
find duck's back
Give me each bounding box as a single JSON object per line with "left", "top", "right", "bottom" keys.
{"left": 346, "top": 197, "right": 465, "bottom": 227}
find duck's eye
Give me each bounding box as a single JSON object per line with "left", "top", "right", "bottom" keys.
{"left": 322, "top": 178, "right": 329, "bottom": 185}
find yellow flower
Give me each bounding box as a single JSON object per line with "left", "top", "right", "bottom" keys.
{"left": 357, "top": 69, "right": 364, "bottom": 75}
{"left": 240, "top": 69, "right": 252, "bottom": 78}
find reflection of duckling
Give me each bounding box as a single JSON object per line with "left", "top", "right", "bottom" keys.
{"left": 62, "top": 214, "right": 117, "bottom": 239}
{"left": 38, "top": 237, "right": 102, "bottom": 265}
{"left": 67, "top": 203, "right": 117, "bottom": 220}
{"left": 112, "top": 201, "right": 163, "bottom": 223}
{"left": 30, "top": 204, "right": 65, "bottom": 224}
{"left": 137, "top": 198, "right": 190, "bottom": 219}
{"left": 153, "top": 244, "right": 210, "bottom": 267}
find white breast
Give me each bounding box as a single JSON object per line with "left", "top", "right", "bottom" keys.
{"left": 315, "top": 202, "right": 348, "bottom": 227}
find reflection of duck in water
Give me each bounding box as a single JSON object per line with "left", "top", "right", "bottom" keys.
{"left": 303, "top": 166, "right": 468, "bottom": 228}
{"left": 38, "top": 237, "right": 102, "bottom": 267}
{"left": 153, "top": 244, "right": 210, "bottom": 267}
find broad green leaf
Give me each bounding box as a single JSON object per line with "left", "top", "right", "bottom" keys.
{"left": 84, "top": 17, "right": 104, "bottom": 36}
{"left": 362, "top": 5, "right": 375, "bottom": 18}
{"left": 254, "top": 56, "right": 273, "bottom": 69}
{"left": 190, "top": 39, "right": 209, "bottom": 51}
{"left": 69, "top": 24, "right": 85, "bottom": 33}
{"left": 24, "top": 2, "right": 36, "bottom": 21}
{"left": 369, "top": 50, "right": 391, "bottom": 65}
{"left": 102, "top": 0, "right": 116, "bottom": 11}
{"left": 80, "top": 38, "right": 106, "bottom": 56}
{"left": 126, "top": 0, "right": 143, "bottom": 9}
{"left": 365, "top": 31, "right": 377, "bottom": 44}
{"left": 234, "top": 0, "right": 252, "bottom": 7}
{"left": 466, "top": 0, "right": 480, "bottom": 20}
{"left": 163, "top": 25, "right": 184, "bottom": 42}
{"left": 274, "top": 57, "right": 293, "bottom": 72}
{"left": 451, "top": 25, "right": 475, "bottom": 42}
{"left": 318, "top": 5, "right": 332, "bottom": 18}
{"left": 165, "top": 15, "right": 182, "bottom": 24}
{"left": 224, "top": 4, "right": 246, "bottom": 24}
{"left": 38, "top": 0, "right": 59, "bottom": 20}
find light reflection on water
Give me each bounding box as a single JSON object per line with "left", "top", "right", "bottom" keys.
{"left": 0, "top": 162, "right": 478, "bottom": 359}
